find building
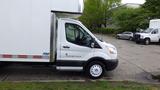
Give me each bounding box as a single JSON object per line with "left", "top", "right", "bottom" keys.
{"left": 122, "top": 3, "right": 141, "bottom": 8}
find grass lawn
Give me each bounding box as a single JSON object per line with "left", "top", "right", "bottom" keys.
{"left": 0, "top": 81, "right": 159, "bottom": 90}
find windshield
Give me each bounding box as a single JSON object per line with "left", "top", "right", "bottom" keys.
{"left": 142, "top": 28, "right": 153, "bottom": 33}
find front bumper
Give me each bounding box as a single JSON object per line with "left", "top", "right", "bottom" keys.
{"left": 134, "top": 34, "right": 144, "bottom": 43}
{"left": 105, "top": 59, "right": 118, "bottom": 71}
{"left": 135, "top": 38, "right": 144, "bottom": 43}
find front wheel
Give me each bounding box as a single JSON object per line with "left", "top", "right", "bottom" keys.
{"left": 129, "top": 37, "right": 133, "bottom": 41}
{"left": 85, "top": 61, "right": 105, "bottom": 79}
{"left": 144, "top": 39, "right": 150, "bottom": 45}
{"left": 116, "top": 36, "right": 120, "bottom": 39}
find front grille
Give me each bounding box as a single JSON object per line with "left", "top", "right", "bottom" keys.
{"left": 134, "top": 34, "right": 140, "bottom": 41}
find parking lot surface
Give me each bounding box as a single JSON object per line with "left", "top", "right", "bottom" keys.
{"left": 97, "top": 34, "right": 160, "bottom": 83}
{"left": 0, "top": 34, "right": 160, "bottom": 83}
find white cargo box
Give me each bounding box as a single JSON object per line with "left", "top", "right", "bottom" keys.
{"left": 149, "top": 19, "right": 160, "bottom": 29}
{"left": 0, "top": 0, "right": 83, "bottom": 62}
{"left": 52, "top": 0, "right": 84, "bottom": 13}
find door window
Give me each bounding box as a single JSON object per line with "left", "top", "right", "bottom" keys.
{"left": 65, "top": 23, "right": 92, "bottom": 47}
{"left": 151, "top": 29, "right": 158, "bottom": 34}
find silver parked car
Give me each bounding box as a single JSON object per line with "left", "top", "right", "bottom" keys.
{"left": 116, "top": 32, "right": 133, "bottom": 40}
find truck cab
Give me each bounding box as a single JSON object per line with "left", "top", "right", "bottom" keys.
{"left": 56, "top": 18, "right": 118, "bottom": 79}
{"left": 135, "top": 28, "right": 160, "bottom": 45}
{"left": 134, "top": 19, "right": 160, "bottom": 45}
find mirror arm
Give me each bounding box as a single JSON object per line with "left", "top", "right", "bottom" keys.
{"left": 90, "top": 38, "right": 96, "bottom": 48}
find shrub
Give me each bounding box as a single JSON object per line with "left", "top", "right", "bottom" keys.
{"left": 90, "top": 28, "right": 119, "bottom": 34}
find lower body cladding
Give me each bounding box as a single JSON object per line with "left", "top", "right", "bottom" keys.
{"left": 56, "top": 59, "right": 118, "bottom": 79}
{"left": 135, "top": 37, "right": 152, "bottom": 45}
{"left": 56, "top": 59, "right": 118, "bottom": 71}
{"left": 135, "top": 38, "right": 144, "bottom": 43}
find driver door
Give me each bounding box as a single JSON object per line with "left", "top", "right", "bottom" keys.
{"left": 60, "top": 22, "right": 94, "bottom": 61}
{"left": 150, "top": 29, "right": 159, "bottom": 42}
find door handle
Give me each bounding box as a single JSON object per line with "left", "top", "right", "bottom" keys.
{"left": 63, "top": 46, "right": 70, "bottom": 49}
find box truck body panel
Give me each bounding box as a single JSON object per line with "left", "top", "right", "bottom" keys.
{"left": 149, "top": 19, "right": 160, "bottom": 29}
{"left": 51, "top": 0, "right": 84, "bottom": 13}
{"left": 0, "top": 0, "right": 51, "bottom": 60}
{"left": 0, "top": 0, "right": 83, "bottom": 62}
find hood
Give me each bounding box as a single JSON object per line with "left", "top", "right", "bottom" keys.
{"left": 101, "top": 41, "right": 116, "bottom": 49}
{"left": 135, "top": 33, "right": 149, "bottom": 36}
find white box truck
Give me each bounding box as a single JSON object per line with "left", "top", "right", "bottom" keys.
{"left": 0, "top": 0, "right": 118, "bottom": 79}
{"left": 134, "top": 19, "right": 160, "bottom": 45}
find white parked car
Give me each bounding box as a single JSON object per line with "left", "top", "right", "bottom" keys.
{"left": 116, "top": 32, "right": 134, "bottom": 40}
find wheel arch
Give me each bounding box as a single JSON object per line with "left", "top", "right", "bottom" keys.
{"left": 83, "top": 57, "right": 107, "bottom": 70}
{"left": 144, "top": 37, "right": 150, "bottom": 40}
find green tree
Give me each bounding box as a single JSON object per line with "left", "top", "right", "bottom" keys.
{"left": 79, "top": 0, "right": 120, "bottom": 30}
{"left": 112, "top": 7, "right": 150, "bottom": 32}
{"left": 143, "top": 0, "right": 160, "bottom": 18}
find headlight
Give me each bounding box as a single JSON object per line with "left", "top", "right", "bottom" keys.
{"left": 108, "top": 47, "right": 116, "bottom": 54}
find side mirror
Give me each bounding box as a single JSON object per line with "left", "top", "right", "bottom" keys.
{"left": 91, "top": 42, "right": 95, "bottom": 48}
{"left": 90, "top": 38, "right": 96, "bottom": 48}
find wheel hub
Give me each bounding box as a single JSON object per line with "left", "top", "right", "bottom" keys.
{"left": 90, "top": 64, "right": 102, "bottom": 77}
{"left": 146, "top": 40, "right": 149, "bottom": 45}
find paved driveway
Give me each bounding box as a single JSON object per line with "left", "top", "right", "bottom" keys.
{"left": 0, "top": 34, "right": 159, "bottom": 83}
{"left": 97, "top": 34, "right": 160, "bottom": 83}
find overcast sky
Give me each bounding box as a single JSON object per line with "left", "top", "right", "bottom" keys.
{"left": 122, "top": 0, "right": 145, "bottom": 4}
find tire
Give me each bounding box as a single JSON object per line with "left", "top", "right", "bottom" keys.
{"left": 116, "top": 36, "right": 120, "bottom": 39}
{"left": 85, "top": 61, "right": 105, "bottom": 79}
{"left": 129, "top": 37, "right": 133, "bottom": 41}
{"left": 144, "top": 38, "right": 150, "bottom": 45}
{"left": 158, "top": 39, "right": 160, "bottom": 45}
